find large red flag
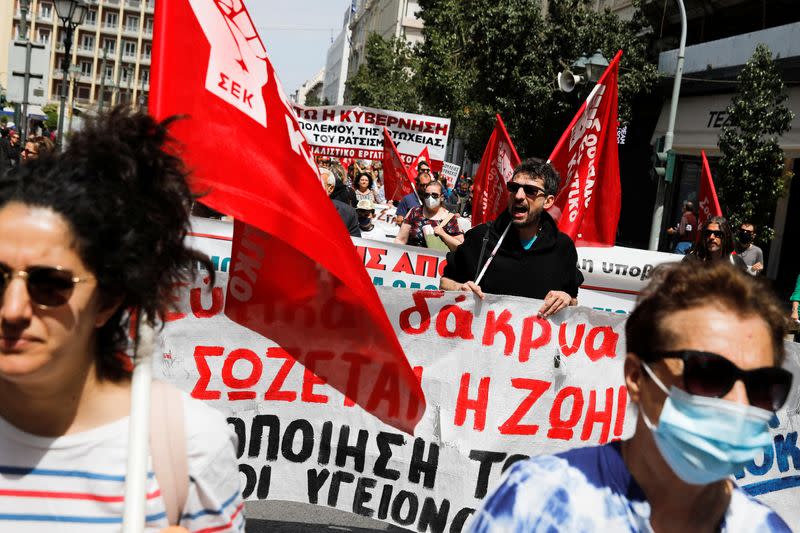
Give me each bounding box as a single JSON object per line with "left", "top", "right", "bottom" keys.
{"left": 698, "top": 150, "right": 723, "bottom": 227}
{"left": 549, "top": 50, "right": 622, "bottom": 247}
{"left": 408, "top": 147, "right": 431, "bottom": 176}
{"left": 382, "top": 127, "right": 416, "bottom": 202}
{"left": 151, "top": 0, "right": 424, "bottom": 432}
{"left": 471, "top": 115, "right": 521, "bottom": 225}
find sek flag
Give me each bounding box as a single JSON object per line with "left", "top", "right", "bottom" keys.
{"left": 150, "top": 0, "right": 425, "bottom": 433}
{"left": 471, "top": 115, "right": 521, "bottom": 225}
{"left": 698, "top": 149, "right": 723, "bottom": 227}
{"left": 549, "top": 50, "right": 622, "bottom": 247}
{"left": 382, "top": 127, "right": 416, "bottom": 202}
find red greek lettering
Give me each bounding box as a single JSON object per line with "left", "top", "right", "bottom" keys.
{"left": 585, "top": 326, "right": 619, "bottom": 362}
{"left": 437, "top": 259, "right": 448, "bottom": 277}
{"left": 366, "top": 363, "right": 401, "bottom": 419}
{"left": 264, "top": 347, "right": 297, "bottom": 402}
{"left": 482, "top": 309, "right": 515, "bottom": 355}
{"left": 498, "top": 378, "right": 551, "bottom": 435}
{"left": 613, "top": 386, "right": 627, "bottom": 440}
{"left": 547, "top": 386, "right": 584, "bottom": 440}
{"left": 190, "top": 286, "right": 224, "bottom": 318}
{"left": 558, "top": 322, "right": 585, "bottom": 357}
{"left": 366, "top": 247, "right": 387, "bottom": 271}
{"left": 454, "top": 373, "right": 490, "bottom": 431}
{"left": 301, "top": 351, "right": 333, "bottom": 404}
{"left": 435, "top": 302, "right": 474, "bottom": 340}
{"left": 580, "top": 387, "right": 615, "bottom": 443}
{"left": 415, "top": 255, "right": 438, "bottom": 277}
{"left": 392, "top": 253, "right": 414, "bottom": 274}
{"left": 406, "top": 366, "right": 424, "bottom": 421}
{"left": 398, "top": 290, "right": 442, "bottom": 335}
{"left": 518, "top": 316, "right": 552, "bottom": 362}
{"left": 342, "top": 352, "right": 370, "bottom": 407}
{"left": 322, "top": 109, "right": 336, "bottom": 121}
{"left": 222, "top": 348, "right": 262, "bottom": 400}
{"left": 163, "top": 283, "right": 187, "bottom": 322}
{"left": 191, "top": 345, "right": 224, "bottom": 400}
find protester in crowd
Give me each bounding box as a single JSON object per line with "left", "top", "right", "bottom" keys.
{"left": 356, "top": 199, "right": 384, "bottom": 241}
{"left": 470, "top": 260, "right": 792, "bottom": 532}
{"left": 353, "top": 171, "right": 378, "bottom": 203}
{"left": 440, "top": 160, "right": 583, "bottom": 318}
{"left": 0, "top": 128, "right": 20, "bottom": 172}
{"left": 666, "top": 200, "right": 697, "bottom": 255}
{"left": 684, "top": 216, "right": 746, "bottom": 269}
{"left": 395, "top": 180, "right": 463, "bottom": 252}
{"left": 20, "top": 135, "right": 55, "bottom": 162}
{"left": 374, "top": 174, "right": 387, "bottom": 204}
{"left": 0, "top": 107, "right": 244, "bottom": 531}
{"left": 324, "top": 170, "right": 361, "bottom": 237}
{"left": 453, "top": 177, "right": 473, "bottom": 217}
{"left": 736, "top": 221, "right": 764, "bottom": 276}
{"left": 395, "top": 160, "right": 432, "bottom": 225}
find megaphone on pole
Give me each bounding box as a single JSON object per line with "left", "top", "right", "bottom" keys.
{"left": 557, "top": 69, "right": 583, "bottom": 93}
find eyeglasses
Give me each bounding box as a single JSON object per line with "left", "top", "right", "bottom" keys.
{"left": 703, "top": 229, "right": 724, "bottom": 238}
{"left": 0, "top": 264, "right": 94, "bottom": 309}
{"left": 418, "top": 168, "right": 431, "bottom": 174}
{"left": 423, "top": 192, "right": 440, "bottom": 199}
{"left": 647, "top": 350, "right": 792, "bottom": 411}
{"left": 507, "top": 181, "right": 545, "bottom": 198}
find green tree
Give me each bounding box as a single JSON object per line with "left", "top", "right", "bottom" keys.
{"left": 717, "top": 43, "right": 794, "bottom": 242}
{"left": 346, "top": 33, "right": 421, "bottom": 111}
{"left": 416, "top": 0, "right": 659, "bottom": 157}
{"left": 42, "top": 103, "right": 59, "bottom": 130}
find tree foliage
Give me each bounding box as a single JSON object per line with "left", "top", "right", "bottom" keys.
{"left": 415, "top": 0, "right": 659, "bottom": 157}
{"left": 346, "top": 33, "right": 421, "bottom": 112}
{"left": 42, "top": 103, "right": 59, "bottom": 130}
{"left": 717, "top": 44, "right": 793, "bottom": 242}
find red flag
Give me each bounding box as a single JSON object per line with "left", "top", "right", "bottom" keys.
{"left": 698, "top": 150, "right": 723, "bottom": 227}
{"left": 549, "top": 51, "right": 622, "bottom": 247}
{"left": 382, "top": 127, "right": 416, "bottom": 202}
{"left": 339, "top": 157, "right": 354, "bottom": 171}
{"left": 151, "top": 0, "right": 424, "bottom": 432}
{"left": 408, "top": 147, "right": 431, "bottom": 176}
{"left": 471, "top": 115, "right": 521, "bottom": 225}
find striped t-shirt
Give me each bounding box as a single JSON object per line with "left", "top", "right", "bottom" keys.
{"left": 0, "top": 392, "right": 244, "bottom": 532}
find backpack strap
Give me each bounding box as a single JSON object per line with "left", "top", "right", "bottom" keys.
{"left": 149, "top": 380, "right": 189, "bottom": 526}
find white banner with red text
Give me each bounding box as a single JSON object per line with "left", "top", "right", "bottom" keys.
{"left": 292, "top": 104, "right": 451, "bottom": 170}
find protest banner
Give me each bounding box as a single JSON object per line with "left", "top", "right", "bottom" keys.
{"left": 293, "top": 103, "right": 451, "bottom": 170}
{"left": 159, "top": 253, "right": 800, "bottom": 531}
{"left": 441, "top": 162, "right": 462, "bottom": 189}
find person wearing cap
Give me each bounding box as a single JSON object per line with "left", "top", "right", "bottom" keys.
{"left": 470, "top": 260, "right": 791, "bottom": 532}
{"left": 356, "top": 199, "right": 383, "bottom": 241}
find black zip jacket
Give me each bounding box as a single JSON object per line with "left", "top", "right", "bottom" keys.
{"left": 442, "top": 210, "right": 583, "bottom": 299}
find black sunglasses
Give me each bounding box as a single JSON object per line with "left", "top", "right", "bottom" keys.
{"left": 704, "top": 229, "right": 724, "bottom": 238}
{"left": 423, "top": 192, "right": 440, "bottom": 199}
{"left": 648, "top": 350, "right": 792, "bottom": 412}
{"left": 507, "top": 181, "right": 545, "bottom": 198}
{"left": 0, "top": 264, "right": 94, "bottom": 309}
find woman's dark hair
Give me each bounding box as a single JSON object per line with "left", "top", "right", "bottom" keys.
{"left": 626, "top": 261, "right": 788, "bottom": 365}
{"left": 0, "top": 106, "right": 211, "bottom": 381}
{"left": 354, "top": 171, "right": 373, "bottom": 191}
{"left": 688, "top": 215, "right": 734, "bottom": 261}
{"left": 424, "top": 180, "right": 444, "bottom": 196}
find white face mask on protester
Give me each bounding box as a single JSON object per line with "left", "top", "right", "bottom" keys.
{"left": 424, "top": 196, "right": 440, "bottom": 209}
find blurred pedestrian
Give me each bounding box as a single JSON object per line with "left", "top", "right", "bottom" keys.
{"left": 666, "top": 200, "right": 697, "bottom": 255}
{"left": 20, "top": 135, "right": 55, "bottom": 162}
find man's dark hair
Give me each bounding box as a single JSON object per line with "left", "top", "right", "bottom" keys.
{"left": 627, "top": 261, "right": 788, "bottom": 365}
{"left": 740, "top": 221, "right": 755, "bottom": 230}
{"left": 689, "top": 215, "right": 734, "bottom": 261}
{"left": 684, "top": 200, "right": 694, "bottom": 213}
{"left": 511, "top": 159, "right": 560, "bottom": 196}
{"left": 417, "top": 160, "right": 430, "bottom": 172}
{"left": 0, "top": 106, "right": 212, "bottom": 381}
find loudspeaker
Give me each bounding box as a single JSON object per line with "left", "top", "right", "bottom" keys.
{"left": 557, "top": 70, "right": 583, "bottom": 93}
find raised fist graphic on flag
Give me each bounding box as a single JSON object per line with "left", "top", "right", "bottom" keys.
{"left": 188, "top": 0, "right": 269, "bottom": 126}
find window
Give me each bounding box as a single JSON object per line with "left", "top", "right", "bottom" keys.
{"left": 40, "top": 2, "right": 52, "bottom": 19}
{"left": 37, "top": 28, "right": 50, "bottom": 45}
{"left": 105, "top": 11, "right": 118, "bottom": 27}
{"left": 140, "top": 68, "right": 149, "bottom": 83}
{"left": 80, "top": 34, "right": 94, "bottom": 50}
{"left": 77, "top": 86, "right": 91, "bottom": 100}
{"left": 81, "top": 61, "right": 92, "bottom": 76}
{"left": 85, "top": 9, "right": 97, "bottom": 25}
{"left": 142, "top": 42, "right": 151, "bottom": 59}
{"left": 144, "top": 17, "right": 153, "bottom": 34}
{"left": 103, "top": 38, "right": 116, "bottom": 54}
{"left": 123, "top": 40, "right": 136, "bottom": 57}
{"left": 105, "top": 65, "right": 114, "bottom": 79}
{"left": 125, "top": 15, "right": 138, "bottom": 31}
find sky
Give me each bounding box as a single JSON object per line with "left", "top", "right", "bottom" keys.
{"left": 248, "top": 0, "right": 352, "bottom": 95}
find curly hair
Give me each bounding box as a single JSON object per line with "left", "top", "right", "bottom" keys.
{"left": 0, "top": 106, "right": 211, "bottom": 381}
{"left": 512, "top": 159, "right": 560, "bottom": 196}
{"left": 626, "top": 260, "right": 788, "bottom": 366}
{"left": 687, "top": 216, "right": 735, "bottom": 261}
{"left": 353, "top": 171, "right": 373, "bottom": 191}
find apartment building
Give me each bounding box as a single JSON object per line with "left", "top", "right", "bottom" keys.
{"left": 1, "top": 0, "right": 154, "bottom": 112}
{"left": 347, "top": 0, "right": 422, "bottom": 78}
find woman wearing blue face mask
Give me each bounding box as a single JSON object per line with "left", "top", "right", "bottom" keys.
{"left": 470, "top": 261, "right": 792, "bottom": 532}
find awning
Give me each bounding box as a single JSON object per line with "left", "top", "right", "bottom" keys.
{"left": 651, "top": 87, "right": 800, "bottom": 157}
{"left": 26, "top": 104, "right": 47, "bottom": 121}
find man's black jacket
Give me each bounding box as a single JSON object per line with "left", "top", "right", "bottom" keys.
{"left": 443, "top": 210, "right": 583, "bottom": 299}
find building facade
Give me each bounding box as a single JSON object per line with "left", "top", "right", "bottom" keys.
{"left": 1, "top": 0, "right": 153, "bottom": 114}
{"left": 321, "top": 6, "right": 351, "bottom": 106}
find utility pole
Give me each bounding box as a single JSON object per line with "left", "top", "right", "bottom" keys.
{"left": 98, "top": 49, "right": 107, "bottom": 111}
{"left": 18, "top": 0, "right": 32, "bottom": 143}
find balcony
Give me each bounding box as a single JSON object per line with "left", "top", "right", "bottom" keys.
{"left": 125, "top": 0, "right": 141, "bottom": 9}
{"left": 145, "top": 0, "right": 154, "bottom": 13}
{"left": 139, "top": 54, "right": 151, "bottom": 65}
{"left": 122, "top": 25, "right": 140, "bottom": 37}
{"left": 76, "top": 46, "right": 95, "bottom": 56}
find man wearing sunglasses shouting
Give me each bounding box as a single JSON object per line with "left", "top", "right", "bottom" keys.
{"left": 441, "top": 160, "right": 582, "bottom": 318}
{"left": 470, "top": 261, "right": 791, "bottom": 532}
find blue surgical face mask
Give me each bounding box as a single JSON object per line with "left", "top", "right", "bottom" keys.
{"left": 640, "top": 362, "right": 773, "bottom": 485}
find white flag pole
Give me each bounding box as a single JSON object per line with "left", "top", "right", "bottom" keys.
{"left": 474, "top": 223, "right": 510, "bottom": 286}
{"left": 122, "top": 317, "right": 155, "bottom": 532}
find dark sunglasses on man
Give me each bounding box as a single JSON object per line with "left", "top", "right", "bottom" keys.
{"left": 0, "top": 263, "right": 94, "bottom": 309}
{"left": 646, "top": 350, "right": 793, "bottom": 412}
{"left": 507, "top": 181, "right": 545, "bottom": 198}
{"left": 704, "top": 229, "right": 724, "bottom": 238}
